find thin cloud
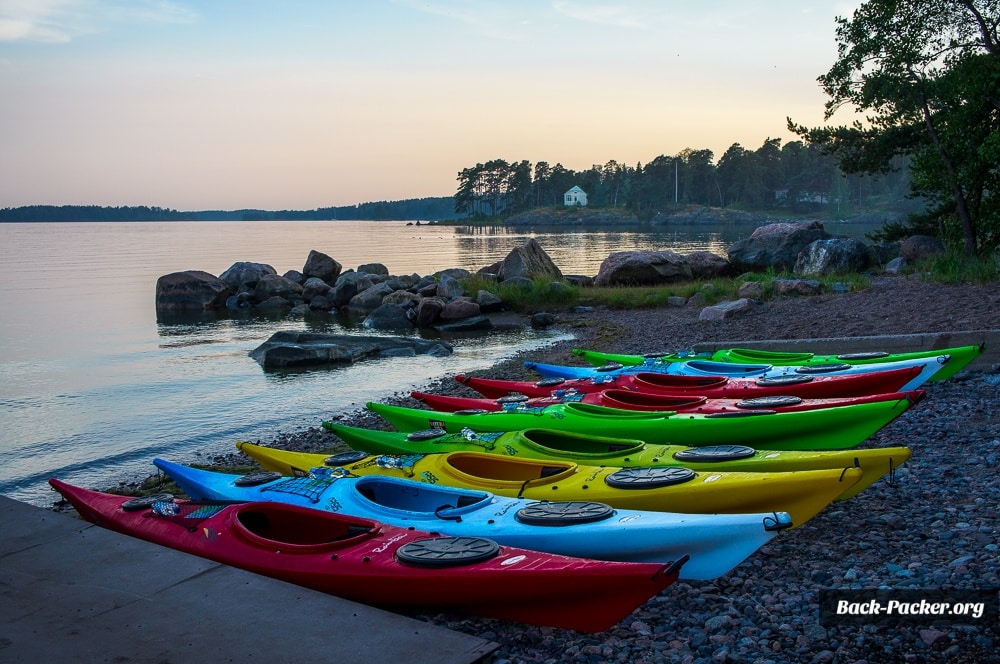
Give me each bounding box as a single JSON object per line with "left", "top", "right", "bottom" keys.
{"left": 0, "top": 0, "right": 197, "bottom": 43}
{"left": 551, "top": 0, "right": 651, "bottom": 29}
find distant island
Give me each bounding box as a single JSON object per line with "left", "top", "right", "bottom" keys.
{"left": 0, "top": 197, "right": 462, "bottom": 222}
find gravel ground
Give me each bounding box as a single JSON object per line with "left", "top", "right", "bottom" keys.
{"left": 146, "top": 276, "right": 1000, "bottom": 662}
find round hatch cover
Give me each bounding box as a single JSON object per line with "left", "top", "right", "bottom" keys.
{"left": 122, "top": 493, "right": 174, "bottom": 512}
{"left": 736, "top": 395, "right": 803, "bottom": 408}
{"left": 794, "top": 363, "right": 852, "bottom": 374}
{"left": 405, "top": 429, "right": 449, "bottom": 442}
{"left": 672, "top": 444, "right": 757, "bottom": 462}
{"left": 497, "top": 394, "right": 529, "bottom": 404}
{"left": 234, "top": 471, "right": 283, "bottom": 487}
{"left": 755, "top": 374, "right": 814, "bottom": 386}
{"left": 605, "top": 466, "right": 696, "bottom": 489}
{"left": 836, "top": 351, "right": 890, "bottom": 360}
{"left": 395, "top": 536, "right": 500, "bottom": 567}
{"left": 535, "top": 378, "right": 565, "bottom": 387}
{"left": 323, "top": 450, "right": 370, "bottom": 465}
{"left": 515, "top": 501, "right": 614, "bottom": 526}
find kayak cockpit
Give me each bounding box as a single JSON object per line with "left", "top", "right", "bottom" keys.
{"left": 352, "top": 476, "right": 493, "bottom": 514}
{"left": 232, "top": 502, "right": 380, "bottom": 550}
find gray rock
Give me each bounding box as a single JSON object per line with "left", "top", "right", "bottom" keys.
{"left": 282, "top": 270, "right": 304, "bottom": 284}
{"left": 435, "top": 267, "right": 472, "bottom": 280}
{"left": 255, "top": 295, "right": 293, "bottom": 311}
{"left": 218, "top": 261, "right": 276, "bottom": 291}
{"left": 436, "top": 274, "right": 465, "bottom": 300}
{"left": 331, "top": 271, "right": 364, "bottom": 307}
{"left": 301, "top": 277, "right": 331, "bottom": 300}
{"left": 885, "top": 256, "right": 907, "bottom": 274}
{"left": 363, "top": 303, "right": 413, "bottom": 330}
{"left": 357, "top": 262, "right": 389, "bottom": 276}
{"left": 253, "top": 274, "right": 304, "bottom": 302}
{"left": 900, "top": 235, "right": 945, "bottom": 263}
{"left": 248, "top": 331, "right": 452, "bottom": 369}
{"left": 414, "top": 297, "right": 446, "bottom": 327}
{"left": 794, "top": 238, "right": 870, "bottom": 276}
{"left": 496, "top": 238, "right": 564, "bottom": 282}
{"left": 433, "top": 315, "right": 493, "bottom": 332}
{"left": 500, "top": 276, "right": 534, "bottom": 289}
{"left": 531, "top": 312, "right": 556, "bottom": 329}
{"left": 347, "top": 281, "right": 393, "bottom": 314}
{"left": 564, "top": 274, "right": 594, "bottom": 287}
{"left": 594, "top": 250, "right": 693, "bottom": 286}
{"left": 440, "top": 298, "right": 481, "bottom": 321}
{"left": 382, "top": 290, "right": 420, "bottom": 308}
{"left": 155, "top": 270, "right": 232, "bottom": 311}
{"left": 727, "top": 220, "right": 829, "bottom": 273}
{"left": 737, "top": 281, "right": 764, "bottom": 299}
{"left": 773, "top": 279, "right": 821, "bottom": 296}
{"left": 476, "top": 289, "right": 504, "bottom": 312}
{"left": 302, "top": 250, "right": 342, "bottom": 283}
{"left": 687, "top": 251, "right": 733, "bottom": 279}
{"left": 699, "top": 298, "right": 754, "bottom": 321}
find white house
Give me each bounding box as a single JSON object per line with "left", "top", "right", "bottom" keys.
{"left": 563, "top": 185, "right": 588, "bottom": 207}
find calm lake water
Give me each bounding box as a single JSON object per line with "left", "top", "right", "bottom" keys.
{"left": 0, "top": 219, "right": 880, "bottom": 506}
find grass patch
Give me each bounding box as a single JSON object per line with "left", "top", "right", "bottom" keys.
{"left": 463, "top": 271, "right": 874, "bottom": 312}
{"left": 915, "top": 251, "right": 1000, "bottom": 284}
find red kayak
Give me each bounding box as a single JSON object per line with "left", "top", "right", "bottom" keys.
{"left": 50, "top": 478, "right": 685, "bottom": 633}
{"left": 411, "top": 388, "right": 927, "bottom": 414}
{"left": 454, "top": 364, "right": 924, "bottom": 400}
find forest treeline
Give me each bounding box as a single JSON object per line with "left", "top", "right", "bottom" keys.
{"left": 455, "top": 138, "right": 920, "bottom": 221}
{"left": 0, "top": 198, "right": 461, "bottom": 222}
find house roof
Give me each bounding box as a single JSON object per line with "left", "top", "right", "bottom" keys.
{"left": 565, "top": 186, "right": 586, "bottom": 194}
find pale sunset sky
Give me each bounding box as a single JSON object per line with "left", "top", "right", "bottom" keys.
{"left": 0, "top": 1, "right": 860, "bottom": 211}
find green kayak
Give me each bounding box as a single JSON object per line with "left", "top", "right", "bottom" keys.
{"left": 571, "top": 342, "right": 984, "bottom": 381}
{"left": 365, "top": 394, "right": 921, "bottom": 451}
{"left": 322, "top": 422, "right": 910, "bottom": 501}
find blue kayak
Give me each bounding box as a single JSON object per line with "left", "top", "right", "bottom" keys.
{"left": 153, "top": 457, "right": 792, "bottom": 581}
{"left": 525, "top": 355, "right": 949, "bottom": 391}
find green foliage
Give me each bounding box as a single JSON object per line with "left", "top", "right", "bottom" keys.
{"left": 789, "top": 0, "right": 1000, "bottom": 256}
{"left": 917, "top": 251, "right": 1000, "bottom": 284}
{"left": 462, "top": 272, "right": 879, "bottom": 312}
{"left": 454, "top": 139, "right": 917, "bottom": 223}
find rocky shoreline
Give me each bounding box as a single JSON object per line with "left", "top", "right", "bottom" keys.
{"left": 212, "top": 275, "right": 999, "bottom": 664}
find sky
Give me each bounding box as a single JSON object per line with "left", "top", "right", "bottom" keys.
{"left": 0, "top": 1, "right": 861, "bottom": 211}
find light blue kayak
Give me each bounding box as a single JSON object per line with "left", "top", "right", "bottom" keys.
{"left": 153, "top": 457, "right": 792, "bottom": 581}
{"left": 525, "top": 355, "right": 950, "bottom": 391}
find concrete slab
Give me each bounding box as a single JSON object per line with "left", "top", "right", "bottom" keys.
{"left": 692, "top": 329, "right": 999, "bottom": 372}
{"left": 0, "top": 496, "right": 498, "bottom": 664}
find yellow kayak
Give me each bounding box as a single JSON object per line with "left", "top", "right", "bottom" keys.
{"left": 322, "top": 422, "right": 909, "bottom": 501}
{"left": 236, "top": 441, "right": 863, "bottom": 528}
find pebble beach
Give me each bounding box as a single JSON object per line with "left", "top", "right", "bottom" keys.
{"left": 147, "top": 276, "right": 1000, "bottom": 662}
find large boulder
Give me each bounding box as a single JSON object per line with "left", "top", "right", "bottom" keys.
{"left": 347, "top": 282, "right": 393, "bottom": 314}
{"left": 155, "top": 270, "right": 231, "bottom": 311}
{"left": 253, "top": 274, "right": 303, "bottom": 302}
{"left": 594, "top": 250, "right": 692, "bottom": 286}
{"left": 357, "top": 262, "right": 389, "bottom": 276}
{"left": 794, "top": 238, "right": 871, "bottom": 276}
{"left": 363, "top": 303, "right": 414, "bottom": 330}
{"left": 436, "top": 274, "right": 465, "bottom": 300}
{"left": 302, "top": 250, "right": 342, "bottom": 283}
{"left": 414, "top": 296, "right": 446, "bottom": 327}
{"left": 686, "top": 251, "right": 733, "bottom": 279}
{"left": 218, "top": 262, "right": 276, "bottom": 291}
{"left": 440, "top": 298, "right": 481, "bottom": 321}
{"left": 496, "top": 238, "right": 563, "bottom": 282}
{"left": 900, "top": 235, "right": 946, "bottom": 263}
{"left": 727, "top": 221, "right": 829, "bottom": 273}
{"left": 249, "top": 331, "right": 452, "bottom": 369}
